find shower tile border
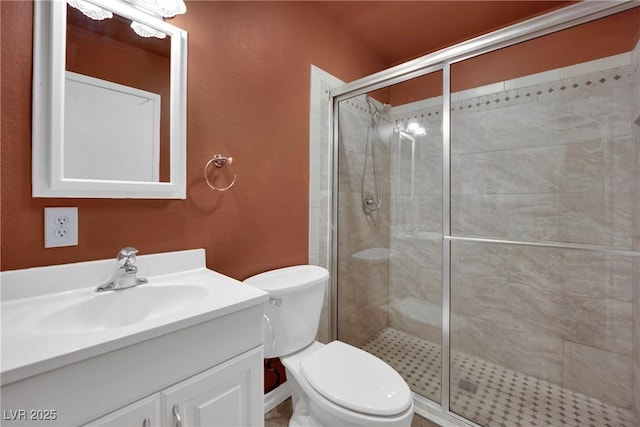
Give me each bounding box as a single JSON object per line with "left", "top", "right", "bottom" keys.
{"left": 390, "top": 51, "right": 632, "bottom": 126}
{"left": 455, "top": 52, "right": 630, "bottom": 101}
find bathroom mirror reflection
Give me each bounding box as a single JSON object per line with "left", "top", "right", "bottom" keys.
{"left": 65, "top": 4, "right": 171, "bottom": 182}
{"left": 32, "top": 0, "right": 187, "bottom": 198}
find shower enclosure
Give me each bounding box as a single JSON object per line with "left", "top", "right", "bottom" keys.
{"left": 325, "top": 3, "right": 640, "bottom": 426}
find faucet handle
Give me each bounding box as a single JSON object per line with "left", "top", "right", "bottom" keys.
{"left": 96, "top": 247, "right": 146, "bottom": 292}
{"left": 116, "top": 247, "right": 139, "bottom": 267}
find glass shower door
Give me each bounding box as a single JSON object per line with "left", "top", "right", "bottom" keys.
{"left": 448, "top": 10, "right": 638, "bottom": 426}
{"left": 335, "top": 71, "right": 444, "bottom": 403}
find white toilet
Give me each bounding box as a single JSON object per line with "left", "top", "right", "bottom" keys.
{"left": 244, "top": 265, "right": 414, "bottom": 427}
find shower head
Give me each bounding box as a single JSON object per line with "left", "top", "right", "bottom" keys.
{"left": 366, "top": 96, "right": 390, "bottom": 117}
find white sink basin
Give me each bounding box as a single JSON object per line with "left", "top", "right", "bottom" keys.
{"left": 36, "top": 284, "right": 208, "bottom": 334}
{"left": 0, "top": 249, "right": 269, "bottom": 385}
{"left": 2, "top": 276, "right": 218, "bottom": 339}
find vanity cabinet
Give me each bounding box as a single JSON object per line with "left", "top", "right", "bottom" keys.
{"left": 82, "top": 395, "right": 161, "bottom": 427}
{"left": 1, "top": 304, "right": 266, "bottom": 427}
{"left": 163, "top": 347, "right": 263, "bottom": 427}
{"left": 83, "top": 348, "right": 263, "bottom": 427}
{"left": 1, "top": 249, "right": 268, "bottom": 427}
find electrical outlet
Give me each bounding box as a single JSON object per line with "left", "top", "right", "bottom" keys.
{"left": 54, "top": 216, "right": 68, "bottom": 226}
{"left": 45, "top": 207, "right": 78, "bottom": 248}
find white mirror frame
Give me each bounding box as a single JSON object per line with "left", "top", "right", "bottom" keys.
{"left": 32, "top": 0, "right": 187, "bottom": 199}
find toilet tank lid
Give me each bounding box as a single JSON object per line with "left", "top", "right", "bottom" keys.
{"left": 243, "top": 265, "right": 329, "bottom": 296}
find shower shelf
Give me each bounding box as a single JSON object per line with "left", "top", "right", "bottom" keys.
{"left": 351, "top": 248, "right": 395, "bottom": 262}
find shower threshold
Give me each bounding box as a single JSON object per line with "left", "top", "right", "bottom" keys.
{"left": 362, "top": 327, "right": 634, "bottom": 427}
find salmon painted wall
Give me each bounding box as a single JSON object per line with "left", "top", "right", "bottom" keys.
{"left": 0, "top": 1, "right": 387, "bottom": 277}
{"left": 390, "top": 8, "right": 640, "bottom": 106}
{"left": 3, "top": 3, "right": 636, "bottom": 274}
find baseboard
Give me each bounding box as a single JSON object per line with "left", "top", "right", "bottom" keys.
{"left": 264, "top": 382, "right": 291, "bottom": 414}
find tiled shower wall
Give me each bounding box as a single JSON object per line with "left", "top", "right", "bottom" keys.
{"left": 386, "top": 53, "right": 637, "bottom": 412}
{"left": 310, "top": 50, "right": 639, "bottom": 417}
{"left": 388, "top": 99, "right": 443, "bottom": 345}
{"left": 309, "top": 66, "right": 394, "bottom": 346}
{"left": 335, "top": 96, "right": 392, "bottom": 346}
{"left": 309, "top": 66, "right": 343, "bottom": 343}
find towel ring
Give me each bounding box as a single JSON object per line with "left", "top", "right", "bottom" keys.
{"left": 204, "top": 154, "right": 237, "bottom": 191}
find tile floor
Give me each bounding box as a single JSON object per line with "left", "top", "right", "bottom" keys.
{"left": 265, "top": 398, "right": 293, "bottom": 427}
{"left": 265, "top": 397, "right": 440, "bottom": 427}
{"left": 362, "top": 327, "right": 635, "bottom": 427}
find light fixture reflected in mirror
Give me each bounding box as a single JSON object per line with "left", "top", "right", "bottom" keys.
{"left": 132, "top": 0, "right": 186, "bottom": 18}
{"left": 413, "top": 127, "right": 427, "bottom": 136}
{"left": 131, "top": 21, "right": 168, "bottom": 38}
{"left": 67, "top": 0, "right": 112, "bottom": 20}
{"left": 400, "top": 118, "right": 427, "bottom": 137}
{"left": 67, "top": 0, "right": 186, "bottom": 39}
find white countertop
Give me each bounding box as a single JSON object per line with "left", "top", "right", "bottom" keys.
{"left": 0, "top": 249, "right": 268, "bottom": 385}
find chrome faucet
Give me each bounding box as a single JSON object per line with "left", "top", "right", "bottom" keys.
{"left": 96, "top": 247, "right": 149, "bottom": 292}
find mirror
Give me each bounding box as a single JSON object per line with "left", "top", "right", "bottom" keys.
{"left": 32, "top": 0, "right": 187, "bottom": 198}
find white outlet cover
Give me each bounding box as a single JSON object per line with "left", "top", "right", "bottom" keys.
{"left": 44, "top": 207, "right": 78, "bottom": 248}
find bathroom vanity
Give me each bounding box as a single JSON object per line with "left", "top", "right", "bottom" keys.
{"left": 0, "top": 249, "right": 268, "bottom": 426}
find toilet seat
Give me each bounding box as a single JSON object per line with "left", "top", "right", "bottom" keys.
{"left": 300, "top": 341, "right": 412, "bottom": 417}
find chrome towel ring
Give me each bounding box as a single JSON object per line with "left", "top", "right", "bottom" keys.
{"left": 204, "top": 154, "right": 237, "bottom": 191}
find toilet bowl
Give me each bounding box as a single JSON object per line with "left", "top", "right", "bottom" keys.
{"left": 244, "top": 265, "right": 413, "bottom": 427}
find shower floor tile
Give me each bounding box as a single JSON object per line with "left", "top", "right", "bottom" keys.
{"left": 362, "top": 327, "right": 635, "bottom": 427}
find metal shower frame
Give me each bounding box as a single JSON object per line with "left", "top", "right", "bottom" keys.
{"left": 328, "top": 1, "right": 639, "bottom": 425}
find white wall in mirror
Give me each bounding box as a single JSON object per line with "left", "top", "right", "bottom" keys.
{"left": 65, "top": 71, "right": 161, "bottom": 182}
{"left": 32, "top": 0, "right": 187, "bottom": 199}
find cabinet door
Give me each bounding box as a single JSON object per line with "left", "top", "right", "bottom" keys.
{"left": 81, "top": 394, "right": 161, "bottom": 427}
{"left": 162, "top": 347, "right": 263, "bottom": 427}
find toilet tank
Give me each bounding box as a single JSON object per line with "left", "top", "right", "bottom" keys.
{"left": 244, "top": 265, "right": 328, "bottom": 358}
